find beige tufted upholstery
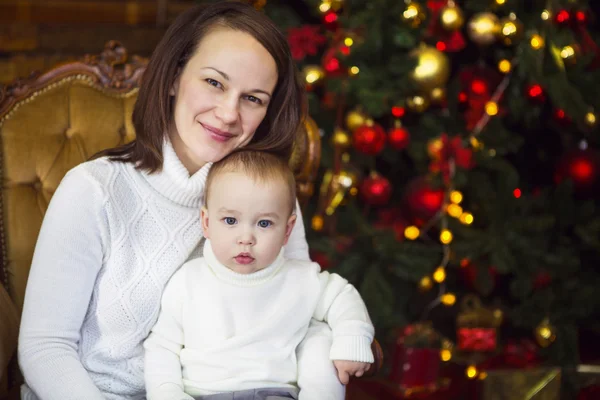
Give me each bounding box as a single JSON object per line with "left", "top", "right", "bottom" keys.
{"left": 1, "top": 78, "right": 138, "bottom": 312}
{"left": 0, "top": 42, "right": 322, "bottom": 397}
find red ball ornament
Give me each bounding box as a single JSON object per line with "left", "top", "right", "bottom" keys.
{"left": 322, "top": 46, "right": 344, "bottom": 76}
{"left": 402, "top": 177, "right": 444, "bottom": 221}
{"left": 391, "top": 106, "right": 406, "bottom": 118}
{"left": 323, "top": 10, "right": 339, "bottom": 31}
{"left": 360, "top": 174, "right": 392, "bottom": 206}
{"left": 573, "top": 10, "right": 588, "bottom": 25}
{"left": 388, "top": 126, "right": 410, "bottom": 150}
{"left": 353, "top": 122, "right": 386, "bottom": 155}
{"left": 555, "top": 148, "right": 600, "bottom": 194}
{"left": 527, "top": 84, "right": 545, "bottom": 103}
{"left": 555, "top": 9, "right": 570, "bottom": 25}
{"left": 553, "top": 108, "right": 571, "bottom": 126}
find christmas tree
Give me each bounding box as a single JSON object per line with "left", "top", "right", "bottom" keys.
{"left": 258, "top": 0, "right": 600, "bottom": 396}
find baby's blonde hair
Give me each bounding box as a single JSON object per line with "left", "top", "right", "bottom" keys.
{"left": 205, "top": 150, "right": 297, "bottom": 214}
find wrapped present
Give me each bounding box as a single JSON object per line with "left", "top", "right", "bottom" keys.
{"left": 456, "top": 295, "right": 502, "bottom": 352}
{"left": 481, "top": 368, "right": 561, "bottom": 400}
{"left": 576, "top": 364, "right": 600, "bottom": 399}
{"left": 389, "top": 322, "right": 449, "bottom": 395}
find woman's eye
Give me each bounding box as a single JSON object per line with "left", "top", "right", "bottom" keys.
{"left": 206, "top": 78, "right": 223, "bottom": 89}
{"left": 245, "top": 95, "right": 263, "bottom": 105}
{"left": 224, "top": 217, "right": 237, "bottom": 225}
{"left": 258, "top": 220, "right": 272, "bottom": 228}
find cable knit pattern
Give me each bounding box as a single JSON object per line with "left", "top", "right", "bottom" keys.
{"left": 18, "top": 139, "right": 311, "bottom": 400}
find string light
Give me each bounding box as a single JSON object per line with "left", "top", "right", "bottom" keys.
{"left": 419, "top": 276, "right": 433, "bottom": 291}
{"left": 441, "top": 293, "right": 456, "bottom": 306}
{"left": 498, "top": 59, "right": 511, "bottom": 73}
{"left": 404, "top": 226, "right": 420, "bottom": 240}
{"left": 447, "top": 203, "right": 463, "bottom": 218}
{"left": 433, "top": 266, "right": 446, "bottom": 283}
{"left": 459, "top": 212, "right": 474, "bottom": 225}
{"left": 450, "top": 190, "right": 463, "bottom": 204}
{"left": 344, "top": 37, "right": 354, "bottom": 47}
{"left": 440, "top": 349, "right": 452, "bottom": 361}
{"left": 530, "top": 34, "right": 544, "bottom": 49}
{"left": 312, "top": 215, "right": 324, "bottom": 231}
{"left": 485, "top": 101, "right": 498, "bottom": 116}
{"left": 440, "top": 229, "right": 453, "bottom": 244}
{"left": 349, "top": 66, "right": 360, "bottom": 75}
{"left": 466, "top": 365, "right": 478, "bottom": 379}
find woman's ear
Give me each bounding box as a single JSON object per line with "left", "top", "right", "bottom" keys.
{"left": 201, "top": 207, "right": 210, "bottom": 239}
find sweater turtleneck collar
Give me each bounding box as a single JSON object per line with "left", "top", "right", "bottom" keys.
{"left": 203, "top": 240, "right": 285, "bottom": 287}
{"left": 141, "top": 138, "right": 211, "bottom": 208}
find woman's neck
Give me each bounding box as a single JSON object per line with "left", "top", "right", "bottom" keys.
{"left": 168, "top": 128, "right": 205, "bottom": 175}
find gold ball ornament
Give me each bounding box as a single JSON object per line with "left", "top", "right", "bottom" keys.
{"left": 401, "top": 2, "right": 427, "bottom": 28}
{"left": 585, "top": 111, "right": 597, "bottom": 128}
{"left": 561, "top": 45, "right": 578, "bottom": 66}
{"left": 302, "top": 65, "right": 325, "bottom": 86}
{"left": 331, "top": 128, "right": 352, "bottom": 149}
{"left": 497, "top": 15, "right": 524, "bottom": 46}
{"left": 467, "top": 12, "right": 500, "bottom": 46}
{"left": 440, "top": 2, "right": 465, "bottom": 31}
{"left": 409, "top": 45, "right": 451, "bottom": 93}
{"left": 430, "top": 87, "right": 446, "bottom": 104}
{"left": 406, "top": 95, "right": 430, "bottom": 113}
{"left": 345, "top": 109, "right": 368, "bottom": 132}
{"left": 427, "top": 136, "right": 444, "bottom": 160}
{"left": 534, "top": 318, "right": 556, "bottom": 348}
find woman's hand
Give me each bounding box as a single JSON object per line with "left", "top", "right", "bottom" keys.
{"left": 332, "top": 360, "right": 371, "bottom": 385}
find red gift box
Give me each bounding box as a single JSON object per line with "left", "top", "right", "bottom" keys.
{"left": 399, "top": 347, "right": 441, "bottom": 389}
{"left": 457, "top": 327, "right": 497, "bottom": 352}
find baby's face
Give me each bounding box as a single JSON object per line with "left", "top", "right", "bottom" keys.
{"left": 202, "top": 171, "right": 296, "bottom": 274}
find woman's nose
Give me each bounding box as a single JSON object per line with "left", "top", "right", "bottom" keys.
{"left": 215, "top": 96, "right": 239, "bottom": 125}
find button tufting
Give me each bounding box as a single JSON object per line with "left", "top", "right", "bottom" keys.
{"left": 32, "top": 180, "right": 42, "bottom": 191}
{"left": 65, "top": 127, "right": 76, "bottom": 139}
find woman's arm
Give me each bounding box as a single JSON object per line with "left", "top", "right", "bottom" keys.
{"left": 18, "top": 166, "right": 108, "bottom": 400}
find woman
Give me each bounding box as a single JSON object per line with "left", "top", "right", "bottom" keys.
{"left": 18, "top": 2, "right": 345, "bottom": 399}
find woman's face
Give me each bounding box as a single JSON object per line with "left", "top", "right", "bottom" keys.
{"left": 169, "top": 26, "right": 278, "bottom": 174}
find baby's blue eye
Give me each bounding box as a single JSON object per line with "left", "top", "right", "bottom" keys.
{"left": 258, "top": 220, "right": 272, "bottom": 228}
{"left": 224, "top": 217, "right": 237, "bottom": 225}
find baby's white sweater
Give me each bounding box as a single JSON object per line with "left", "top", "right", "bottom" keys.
{"left": 18, "top": 140, "right": 310, "bottom": 400}
{"left": 144, "top": 240, "right": 374, "bottom": 400}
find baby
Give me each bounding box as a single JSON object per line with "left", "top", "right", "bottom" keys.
{"left": 144, "top": 150, "right": 374, "bottom": 400}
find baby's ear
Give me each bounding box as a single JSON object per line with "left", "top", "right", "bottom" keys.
{"left": 283, "top": 214, "right": 297, "bottom": 245}
{"left": 201, "top": 207, "right": 210, "bottom": 239}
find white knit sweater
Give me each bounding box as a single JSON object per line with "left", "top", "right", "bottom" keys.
{"left": 144, "top": 240, "right": 374, "bottom": 400}
{"left": 18, "top": 140, "right": 310, "bottom": 400}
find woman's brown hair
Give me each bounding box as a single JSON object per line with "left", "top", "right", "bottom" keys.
{"left": 93, "top": 1, "right": 305, "bottom": 172}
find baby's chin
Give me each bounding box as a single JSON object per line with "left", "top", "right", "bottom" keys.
{"left": 228, "top": 263, "right": 267, "bottom": 274}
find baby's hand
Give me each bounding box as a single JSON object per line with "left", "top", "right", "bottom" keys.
{"left": 333, "top": 360, "right": 371, "bottom": 385}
